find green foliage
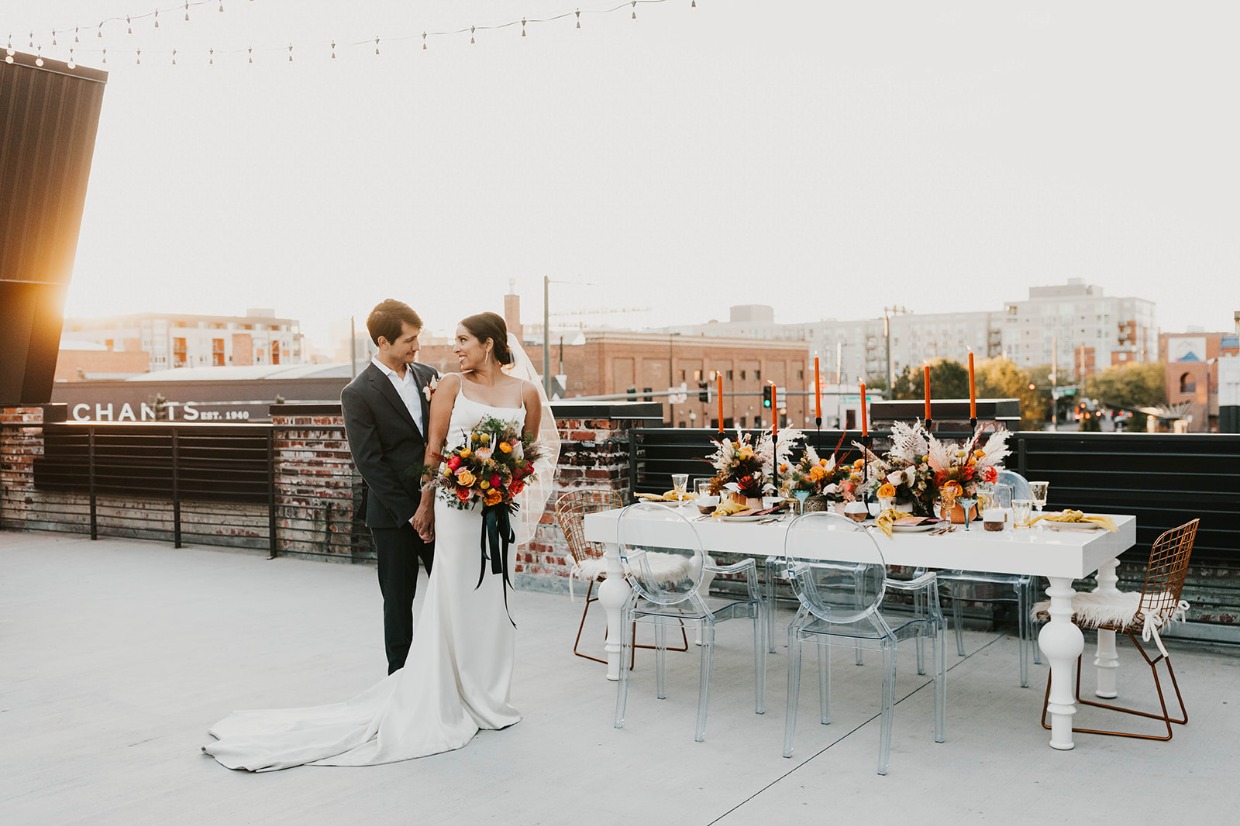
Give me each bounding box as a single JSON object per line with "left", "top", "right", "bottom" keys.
{"left": 1085, "top": 362, "right": 1167, "bottom": 411}
{"left": 890, "top": 359, "right": 969, "bottom": 402}
{"left": 976, "top": 357, "right": 1044, "bottom": 430}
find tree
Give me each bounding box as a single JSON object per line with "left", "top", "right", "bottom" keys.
{"left": 890, "top": 359, "right": 969, "bottom": 403}
{"left": 1085, "top": 361, "right": 1166, "bottom": 431}
{"left": 975, "top": 357, "right": 1044, "bottom": 430}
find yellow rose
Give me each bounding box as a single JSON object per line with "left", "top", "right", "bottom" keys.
{"left": 877, "top": 483, "right": 897, "bottom": 499}
{"left": 809, "top": 466, "right": 827, "bottom": 481}
{"left": 819, "top": 458, "right": 828, "bottom": 467}
{"left": 738, "top": 446, "right": 754, "bottom": 460}
{"left": 459, "top": 447, "right": 472, "bottom": 459}
{"left": 499, "top": 441, "right": 512, "bottom": 454}
{"left": 483, "top": 488, "right": 504, "bottom": 506}
{"left": 455, "top": 469, "right": 476, "bottom": 487}
{"left": 853, "top": 459, "right": 865, "bottom": 470}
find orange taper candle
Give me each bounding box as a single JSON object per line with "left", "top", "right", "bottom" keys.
{"left": 968, "top": 350, "right": 977, "bottom": 419}
{"left": 860, "top": 381, "right": 868, "bottom": 436}
{"left": 771, "top": 384, "right": 778, "bottom": 434}
{"left": 813, "top": 356, "right": 822, "bottom": 419}
{"left": 923, "top": 363, "right": 932, "bottom": 421}
{"left": 716, "top": 372, "right": 724, "bottom": 433}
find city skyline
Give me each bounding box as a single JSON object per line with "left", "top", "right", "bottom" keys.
{"left": 7, "top": 1, "right": 1238, "bottom": 343}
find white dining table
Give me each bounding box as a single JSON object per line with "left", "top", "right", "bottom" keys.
{"left": 582, "top": 507, "right": 1138, "bottom": 751}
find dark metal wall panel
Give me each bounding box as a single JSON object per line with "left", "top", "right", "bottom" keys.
{"left": 0, "top": 51, "right": 107, "bottom": 405}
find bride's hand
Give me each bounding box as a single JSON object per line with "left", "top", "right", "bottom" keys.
{"left": 412, "top": 504, "right": 435, "bottom": 542}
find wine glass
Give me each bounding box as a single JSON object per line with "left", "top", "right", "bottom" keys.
{"left": 671, "top": 473, "right": 689, "bottom": 508}
{"left": 957, "top": 494, "right": 978, "bottom": 531}
{"left": 1028, "top": 481, "right": 1049, "bottom": 514}
{"left": 938, "top": 487, "right": 958, "bottom": 523}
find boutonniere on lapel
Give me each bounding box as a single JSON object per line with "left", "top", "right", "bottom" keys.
{"left": 422, "top": 376, "right": 439, "bottom": 402}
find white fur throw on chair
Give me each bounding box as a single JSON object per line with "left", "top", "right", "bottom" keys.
{"left": 568, "top": 552, "right": 693, "bottom": 602}
{"left": 1032, "top": 591, "right": 1188, "bottom": 658}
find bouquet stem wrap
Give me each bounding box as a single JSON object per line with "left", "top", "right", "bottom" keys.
{"left": 478, "top": 503, "right": 518, "bottom": 627}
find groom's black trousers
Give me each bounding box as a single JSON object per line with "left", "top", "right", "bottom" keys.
{"left": 372, "top": 526, "right": 435, "bottom": 675}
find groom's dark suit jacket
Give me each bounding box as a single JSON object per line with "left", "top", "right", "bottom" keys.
{"left": 341, "top": 361, "right": 439, "bottom": 529}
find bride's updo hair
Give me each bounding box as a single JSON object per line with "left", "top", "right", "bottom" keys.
{"left": 461, "top": 312, "right": 513, "bottom": 366}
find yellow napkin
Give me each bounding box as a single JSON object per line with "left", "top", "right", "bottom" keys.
{"left": 874, "top": 508, "right": 903, "bottom": 538}
{"left": 1031, "top": 509, "right": 1117, "bottom": 532}
{"left": 712, "top": 499, "right": 751, "bottom": 519}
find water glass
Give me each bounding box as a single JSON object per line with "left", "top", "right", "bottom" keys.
{"left": 695, "top": 479, "right": 712, "bottom": 500}
{"left": 1012, "top": 499, "right": 1034, "bottom": 528}
{"left": 1029, "top": 481, "right": 1049, "bottom": 512}
{"left": 671, "top": 473, "right": 689, "bottom": 505}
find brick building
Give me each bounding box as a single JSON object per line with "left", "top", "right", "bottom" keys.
{"left": 1160, "top": 330, "right": 1240, "bottom": 432}
{"left": 419, "top": 331, "right": 813, "bottom": 430}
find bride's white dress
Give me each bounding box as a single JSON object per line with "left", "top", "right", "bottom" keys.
{"left": 204, "top": 392, "right": 526, "bottom": 771}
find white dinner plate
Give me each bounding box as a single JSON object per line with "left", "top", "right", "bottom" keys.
{"left": 891, "top": 523, "right": 937, "bottom": 533}
{"left": 719, "top": 514, "right": 767, "bottom": 523}
{"left": 1041, "top": 520, "right": 1102, "bottom": 531}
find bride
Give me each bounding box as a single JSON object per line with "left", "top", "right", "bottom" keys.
{"left": 203, "top": 312, "right": 560, "bottom": 771}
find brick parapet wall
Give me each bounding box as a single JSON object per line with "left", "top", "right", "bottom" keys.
{"left": 0, "top": 406, "right": 44, "bottom": 529}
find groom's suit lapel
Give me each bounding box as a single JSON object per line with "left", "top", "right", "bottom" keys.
{"left": 413, "top": 363, "right": 433, "bottom": 437}
{"left": 367, "top": 363, "right": 420, "bottom": 436}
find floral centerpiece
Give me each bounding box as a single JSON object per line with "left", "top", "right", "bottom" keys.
{"left": 423, "top": 415, "right": 545, "bottom": 622}
{"left": 862, "top": 421, "right": 1010, "bottom": 517}
{"left": 705, "top": 427, "right": 801, "bottom": 504}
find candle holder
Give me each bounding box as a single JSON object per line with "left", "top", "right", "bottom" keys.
{"left": 969, "top": 416, "right": 977, "bottom": 432}
{"left": 925, "top": 418, "right": 934, "bottom": 433}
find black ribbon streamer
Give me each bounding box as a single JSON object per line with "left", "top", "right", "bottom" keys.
{"left": 477, "top": 503, "right": 517, "bottom": 627}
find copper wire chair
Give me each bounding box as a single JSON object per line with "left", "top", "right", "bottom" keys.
{"left": 1035, "top": 518, "right": 1199, "bottom": 740}
{"left": 554, "top": 489, "right": 688, "bottom": 664}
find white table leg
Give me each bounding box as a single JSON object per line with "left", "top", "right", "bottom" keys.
{"left": 1092, "top": 559, "right": 1120, "bottom": 699}
{"left": 598, "top": 542, "right": 631, "bottom": 682}
{"left": 1039, "top": 576, "right": 1084, "bottom": 750}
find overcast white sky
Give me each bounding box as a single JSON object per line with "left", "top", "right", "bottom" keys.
{"left": 8, "top": 0, "right": 1239, "bottom": 347}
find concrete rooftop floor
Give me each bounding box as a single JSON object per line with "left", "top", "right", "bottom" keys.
{"left": 2, "top": 531, "right": 1238, "bottom": 825}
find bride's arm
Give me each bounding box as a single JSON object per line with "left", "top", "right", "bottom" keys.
{"left": 520, "top": 380, "right": 542, "bottom": 440}
{"left": 413, "top": 373, "right": 461, "bottom": 541}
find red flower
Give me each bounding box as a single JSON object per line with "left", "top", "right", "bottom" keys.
{"left": 982, "top": 466, "right": 998, "bottom": 484}
{"left": 491, "top": 474, "right": 502, "bottom": 489}
{"left": 455, "top": 487, "right": 471, "bottom": 502}
{"left": 509, "top": 479, "right": 525, "bottom": 496}
{"left": 447, "top": 456, "right": 462, "bottom": 471}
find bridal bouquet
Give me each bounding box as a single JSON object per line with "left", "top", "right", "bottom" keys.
{"left": 432, "top": 415, "right": 544, "bottom": 512}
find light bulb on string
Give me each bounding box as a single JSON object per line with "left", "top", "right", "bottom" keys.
{"left": 248, "top": 47, "right": 253, "bottom": 63}
{"left": 209, "top": 47, "right": 214, "bottom": 64}
{"left": 154, "top": 10, "right": 160, "bottom": 30}
{"left": 52, "top": 33, "right": 57, "bottom": 47}
{"left": 632, "top": 2, "right": 637, "bottom": 20}
{"left": 470, "top": 26, "right": 475, "bottom": 45}
{"left": 136, "top": 48, "right": 141, "bottom": 65}
{"left": 374, "top": 36, "right": 379, "bottom": 56}
{"left": 127, "top": 17, "right": 132, "bottom": 35}
{"left": 220, "top": 2, "right": 225, "bottom": 12}
{"left": 185, "top": 2, "right": 191, "bottom": 23}
{"left": 35, "top": 46, "right": 43, "bottom": 66}
{"left": 288, "top": 44, "right": 293, "bottom": 62}
{"left": 67, "top": 49, "right": 76, "bottom": 68}
{"left": 576, "top": 9, "right": 582, "bottom": 29}
{"left": 102, "top": 48, "right": 107, "bottom": 64}
{"left": 171, "top": 49, "right": 177, "bottom": 65}
{"left": 28, "top": 32, "right": 33, "bottom": 48}
{"left": 98, "top": 24, "right": 103, "bottom": 39}
{"left": 422, "top": 32, "right": 427, "bottom": 50}
{"left": 330, "top": 40, "right": 336, "bottom": 59}
{"left": 691, "top": 0, "right": 696, "bottom": 7}
{"left": 522, "top": 18, "right": 527, "bottom": 37}
{"left": 75, "top": 27, "right": 80, "bottom": 43}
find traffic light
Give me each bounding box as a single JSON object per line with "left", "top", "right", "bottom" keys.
{"left": 762, "top": 385, "right": 773, "bottom": 408}
{"left": 698, "top": 381, "right": 710, "bottom": 403}
{"left": 643, "top": 387, "right": 653, "bottom": 402}
{"left": 626, "top": 386, "right": 637, "bottom": 401}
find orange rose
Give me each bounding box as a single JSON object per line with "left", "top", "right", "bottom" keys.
{"left": 509, "top": 478, "right": 525, "bottom": 496}
{"left": 455, "top": 487, "right": 471, "bottom": 502}
{"left": 483, "top": 487, "right": 504, "bottom": 506}
{"left": 877, "top": 483, "right": 896, "bottom": 499}
{"left": 941, "top": 480, "right": 963, "bottom": 497}
{"left": 455, "top": 469, "right": 476, "bottom": 488}
{"left": 499, "top": 441, "right": 512, "bottom": 454}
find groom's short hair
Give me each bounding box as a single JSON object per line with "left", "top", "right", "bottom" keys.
{"left": 367, "top": 299, "right": 422, "bottom": 346}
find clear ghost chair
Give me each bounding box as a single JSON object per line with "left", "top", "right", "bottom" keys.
{"left": 781, "top": 511, "right": 945, "bottom": 775}
{"left": 935, "top": 468, "right": 1042, "bottom": 687}
{"left": 613, "top": 502, "right": 766, "bottom": 743}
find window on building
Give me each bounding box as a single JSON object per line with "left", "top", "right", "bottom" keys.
{"left": 740, "top": 370, "right": 747, "bottom": 381}
{"left": 1179, "top": 373, "right": 1196, "bottom": 394}
{"left": 693, "top": 369, "right": 702, "bottom": 381}
{"left": 754, "top": 369, "right": 762, "bottom": 382}
{"left": 726, "top": 370, "right": 733, "bottom": 380}
{"left": 212, "top": 338, "right": 225, "bottom": 367}
{"left": 172, "top": 337, "right": 187, "bottom": 367}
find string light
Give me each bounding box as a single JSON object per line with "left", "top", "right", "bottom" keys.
{"left": 102, "top": 48, "right": 107, "bottom": 64}
{"left": 171, "top": 48, "right": 177, "bottom": 65}
{"left": 35, "top": 45, "right": 43, "bottom": 66}
{"left": 288, "top": 44, "right": 293, "bottom": 62}
{"left": 68, "top": 48, "right": 76, "bottom": 68}
{"left": 136, "top": 48, "right": 141, "bottom": 65}
{"left": 9, "top": 0, "right": 680, "bottom": 68}
{"left": 209, "top": 47, "right": 214, "bottom": 64}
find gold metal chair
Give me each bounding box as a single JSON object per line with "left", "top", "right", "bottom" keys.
{"left": 1035, "top": 518, "right": 1199, "bottom": 740}
{"left": 554, "top": 489, "right": 689, "bottom": 664}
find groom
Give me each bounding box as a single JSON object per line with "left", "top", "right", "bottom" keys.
{"left": 342, "top": 299, "right": 440, "bottom": 674}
